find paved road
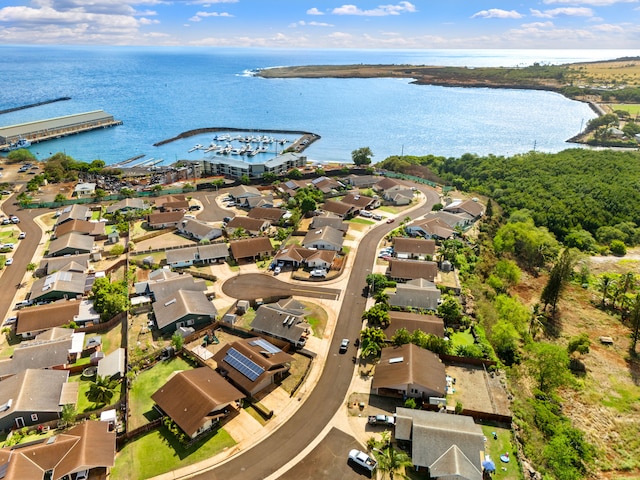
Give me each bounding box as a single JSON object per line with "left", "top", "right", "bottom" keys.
{"left": 192, "top": 191, "right": 229, "bottom": 222}
{"left": 222, "top": 274, "right": 342, "bottom": 301}
{"left": 191, "top": 185, "right": 440, "bottom": 480}
{"left": 0, "top": 195, "right": 45, "bottom": 321}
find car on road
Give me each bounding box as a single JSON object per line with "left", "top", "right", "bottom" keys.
{"left": 189, "top": 205, "right": 201, "bottom": 211}
{"left": 5, "top": 258, "right": 13, "bottom": 265}
{"left": 18, "top": 232, "right": 26, "bottom": 239}
{"left": 10, "top": 216, "right": 19, "bottom": 223}
{"left": 339, "top": 338, "right": 349, "bottom": 353}
{"left": 386, "top": 218, "right": 395, "bottom": 224}
{"left": 348, "top": 449, "right": 377, "bottom": 472}
{"left": 310, "top": 269, "right": 327, "bottom": 278}
{"left": 3, "top": 317, "right": 17, "bottom": 326}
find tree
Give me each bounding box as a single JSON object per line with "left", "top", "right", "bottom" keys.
{"left": 171, "top": 333, "right": 184, "bottom": 351}
{"left": 599, "top": 274, "right": 613, "bottom": 307}
{"left": 629, "top": 293, "right": 640, "bottom": 354}
{"left": 91, "top": 277, "right": 128, "bottom": 320}
{"left": 120, "top": 187, "right": 135, "bottom": 198}
{"left": 299, "top": 197, "right": 317, "bottom": 216}
{"left": 262, "top": 172, "right": 278, "bottom": 183}
{"left": 86, "top": 375, "right": 119, "bottom": 405}
{"left": 26, "top": 262, "right": 36, "bottom": 272}
{"left": 151, "top": 184, "right": 163, "bottom": 193}
{"left": 6, "top": 149, "right": 36, "bottom": 163}
{"left": 54, "top": 193, "right": 67, "bottom": 203}
{"left": 610, "top": 239, "right": 627, "bottom": 256}
{"left": 391, "top": 327, "right": 412, "bottom": 346}
{"left": 366, "top": 273, "right": 390, "bottom": 296}
{"left": 437, "top": 295, "right": 463, "bottom": 327}
{"left": 527, "top": 342, "right": 571, "bottom": 393}
{"left": 541, "top": 248, "right": 577, "bottom": 313}
{"left": 568, "top": 333, "right": 590, "bottom": 355}
{"left": 373, "top": 445, "right": 413, "bottom": 480}
{"left": 288, "top": 168, "right": 302, "bottom": 179}
{"left": 360, "top": 327, "right": 387, "bottom": 358}
{"left": 60, "top": 404, "right": 77, "bottom": 426}
{"left": 362, "top": 303, "right": 390, "bottom": 327}
{"left": 352, "top": 147, "right": 373, "bottom": 166}
{"left": 93, "top": 188, "right": 106, "bottom": 201}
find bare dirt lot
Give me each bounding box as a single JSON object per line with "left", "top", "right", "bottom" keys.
{"left": 446, "top": 363, "right": 511, "bottom": 416}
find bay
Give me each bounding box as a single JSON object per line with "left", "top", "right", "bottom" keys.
{"left": 1, "top": 47, "right": 636, "bottom": 165}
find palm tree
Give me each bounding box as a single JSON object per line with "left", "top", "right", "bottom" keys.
{"left": 599, "top": 274, "right": 613, "bottom": 308}
{"left": 360, "top": 327, "right": 387, "bottom": 358}
{"left": 86, "top": 375, "right": 119, "bottom": 406}
{"left": 373, "top": 445, "right": 413, "bottom": 480}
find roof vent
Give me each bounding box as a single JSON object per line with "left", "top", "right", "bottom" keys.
{"left": 164, "top": 298, "right": 177, "bottom": 307}
{"left": 389, "top": 357, "right": 404, "bottom": 364}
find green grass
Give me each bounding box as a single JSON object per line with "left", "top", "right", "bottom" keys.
{"left": 451, "top": 330, "right": 475, "bottom": 347}
{"left": 307, "top": 316, "right": 322, "bottom": 337}
{"left": 601, "top": 376, "right": 640, "bottom": 413}
{"left": 111, "top": 425, "right": 236, "bottom": 480}
{"left": 128, "top": 357, "right": 194, "bottom": 431}
{"left": 133, "top": 251, "right": 165, "bottom": 264}
{"left": 481, "top": 425, "right": 522, "bottom": 480}
{"left": 0, "top": 230, "right": 17, "bottom": 239}
{"left": 69, "top": 374, "right": 123, "bottom": 413}
{"left": 377, "top": 205, "right": 400, "bottom": 214}
{"left": 349, "top": 217, "right": 375, "bottom": 225}
{"left": 609, "top": 104, "right": 640, "bottom": 116}
{"left": 91, "top": 210, "right": 101, "bottom": 220}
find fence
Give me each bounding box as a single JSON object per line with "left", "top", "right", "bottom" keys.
{"left": 74, "top": 311, "right": 127, "bottom": 334}
{"left": 20, "top": 188, "right": 190, "bottom": 210}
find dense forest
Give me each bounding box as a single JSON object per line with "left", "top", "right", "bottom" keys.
{"left": 377, "top": 149, "right": 640, "bottom": 248}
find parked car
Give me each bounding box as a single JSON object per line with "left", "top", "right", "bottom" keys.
{"left": 310, "top": 269, "right": 327, "bottom": 278}
{"left": 348, "top": 449, "right": 377, "bottom": 472}
{"left": 189, "top": 205, "right": 201, "bottom": 211}
{"left": 5, "top": 258, "right": 13, "bottom": 266}
{"left": 18, "top": 232, "right": 26, "bottom": 239}
{"left": 3, "top": 317, "right": 17, "bottom": 326}
{"left": 10, "top": 216, "right": 19, "bottom": 223}
{"left": 273, "top": 266, "right": 282, "bottom": 275}
{"left": 359, "top": 210, "right": 372, "bottom": 218}
{"left": 3, "top": 243, "right": 14, "bottom": 249}
{"left": 339, "top": 338, "right": 349, "bottom": 353}
{"left": 386, "top": 218, "right": 395, "bottom": 224}
{"left": 372, "top": 214, "right": 382, "bottom": 220}
{"left": 2, "top": 219, "right": 11, "bottom": 225}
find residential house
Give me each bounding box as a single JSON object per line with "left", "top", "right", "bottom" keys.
{"left": 15, "top": 299, "right": 99, "bottom": 338}
{"left": 229, "top": 237, "right": 274, "bottom": 262}
{"left": 0, "top": 369, "right": 71, "bottom": 432}
{"left": 74, "top": 182, "right": 96, "bottom": 197}
{"left": 389, "top": 278, "right": 441, "bottom": 311}
{"left": 38, "top": 253, "right": 91, "bottom": 276}
{"left": 279, "top": 179, "right": 307, "bottom": 197}
{"left": 405, "top": 216, "right": 456, "bottom": 241}
{"left": 152, "top": 368, "right": 245, "bottom": 439}
{"left": 382, "top": 185, "right": 414, "bottom": 206}
{"left": 97, "top": 348, "right": 126, "bottom": 379}
{"left": 342, "top": 174, "right": 380, "bottom": 188}
{"left": 310, "top": 214, "right": 349, "bottom": 233}
{"left": 48, "top": 232, "right": 94, "bottom": 257}
{"left": 321, "top": 199, "right": 355, "bottom": 219}
{"left": 387, "top": 259, "right": 438, "bottom": 283}
{"left": 29, "top": 270, "right": 89, "bottom": 303}
{"left": 384, "top": 311, "right": 444, "bottom": 339}
{"left": 443, "top": 199, "right": 485, "bottom": 220}
{"left": 54, "top": 219, "right": 105, "bottom": 239}
{"left": 106, "top": 197, "right": 149, "bottom": 215}
{"left": 341, "top": 192, "right": 379, "bottom": 211}
{"left": 55, "top": 204, "right": 91, "bottom": 227}
{"left": 140, "top": 270, "right": 208, "bottom": 299}
{"left": 227, "top": 185, "right": 262, "bottom": 203}
{"left": 251, "top": 298, "right": 311, "bottom": 347}
{"left": 0, "top": 420, "right": 116, "bottom": 480}
{"left": 147, "top": 210, "right": 184, "bottom": 229}
{"left": 166, "top": 244, "right": 229, "bottom": 268}
{"left": 178, "top": 218, "right": 223, "bottom": 242}
{"left": 393, "top": 238, "right": 436, "bottom": 260}
{"left": 302, "top": 226, "right": 344, "bottom": 251}
{"left": 310, "top": 176, "right": 343, "bottom": 194}
{"left": 152, "top": 289, "right": 217, "bottom": 335}
{"left": 241, "top": 194, "right": 274, "bottom": 209}
{"left": 273, "top": 245, "right": 336, "bottom": 271}
{"left": 0, "top": 329, "right": 85, "bottom": 379}
{"left": 153, "top": 194, "right": 189, "bottom": 211}
{"left": 247, "top": 207, "right": 286, "bottom": 224}
{"left": 372, "top": 343, "right": 446, "bottom": 400}
{"left": 394, "top": 407, "right": 485, "bottom": 480}
{"left": 225, "top": 216, "right": 270, "bottom": 237}
{"left": 214, "top": 337, "right": 295, "bottom": 396}
{"left": 374, "top": 177, "right": 409, "bottom": 193}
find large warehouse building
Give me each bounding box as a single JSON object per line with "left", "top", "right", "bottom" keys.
{"left": 0, "top": 110, "right": 122, "bottom": 149}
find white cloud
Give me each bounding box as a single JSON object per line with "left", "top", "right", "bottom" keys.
{"left": 290, "top": 20, "right": 334, "bottom": 27}
{"left": 531, "top": 7, "right": 594, "bottom": 17}
{"left": 591, "top": 23, "right": 625, "bottom": 31}
{"left": 186, "top": 0, "right": 238, "bottom": 4}
{"left": 543, "top": 0, "right": 637, "bottom": 5}
{"left": 521, "top": 21, "right": 554, "bottom": 28}
{"left": 331, "top": 2, "right": 417, "bottom": 17}
{"left": 307, "top": 8, "right": 324, "bottom": 15}
{"left": 138, "top": 17, "right": 159, "bottom": 24}
{"left": 471, "top": 9, "right": 523, "bottom": 19}
{"left": 189, "top": 10, "right": 233, "bottom": 21}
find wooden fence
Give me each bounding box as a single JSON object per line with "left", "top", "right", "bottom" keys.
{"left": 74, "top": 311, "right": 126, "bottom": 334}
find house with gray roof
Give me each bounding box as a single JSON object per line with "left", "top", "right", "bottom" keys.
{"left": 443, "top": 199, "right": 485, "bottom": 219}
{"left": 321, "top": 199, "right": 355, "bottom": 219}
{"left": 178, "top": 218, "right": 223, "bottom": 242}
{"left": 225, "top": 216, "right": 270, "bottom": 236}
{"left": 228, "top": 185, "right": 261, "bottom": 201}
{"left": 342, "top": 174, "right": 380, "bottom": 188}
{"left": 387, "top": 259, "right": 438, "bottom": 283}
{"left": 394, "top": 407, "right": 485, "bottom": 480}
{"left": 372, "top": 343, "right": 446, "bottom": 400}
{"left": 383, "top": 185, "right": 414, "bottom": 206}
{"left": 74, "top": 182, "right": 96, "bottom": 197}
{"left": 38, "top": 253, "right": 91, "bottom": 276}
{"left": 405, "top": 216, "right": 456, "bottom": 240}
{"left": 302, "top": 225, "right": 344, "bottom": 251}
{"left": 29, "top": 270, "right": 89, "bottom": 302}
{"left": 97, "top": 348, "right": 126, "bottom": 379}
{"left": 393, "top": 237, "right": 436, "bottom": 259}
{"left": 242, "top": 194, "right": 274, "bottom": 209}
{"left": 106, "top": 197, "right": 149, "bottom": 214}
{"left": 310, "top": 214, "right": 349, "bottom": 233}
{"left": 48, "top": 232, "right": 94, "bottom": 257}
{"left": 56, "top": 204, "right": 91, "bottom": 226}
{"left": 166, "top": 243, "right": 229, "bottom": 268}
{"left": 389, "top": 278, "right": 441, "bottom": 311}
{"left": 251, "top": 300, "right": 311, "bottom": 347}
{"left": 0, "top": 369, "right": 71, "bottom": 432}
{"left": 152, "top": 289, "right": 217, "bottom": 335}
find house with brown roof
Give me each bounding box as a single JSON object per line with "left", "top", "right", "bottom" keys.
{"left": 241, "top": 194, "right": 274, "bottom": 209}
{"left": 15, "top": 299, "right": 99, "bottom": 338}
{"left": 394, "top": 408, "right": 485, "bottom": 480}
{"left": 443, "top": 199, "right": 485, "bottom": 219}
{"left": 228, "top": 185, "right": 261, "bottom": 202}
{"left": 341, "top": 192, "right": 379, "bottom": 211}
{"left": 225, "top": 216, "right": 270, "bottom": 237}
{"left": 229, "top": 237, "right": 274, "bottom": 262}
{"left": 389, "top": 278, "right": 441, "bottom": 311}
{"left": 310, "top": 214, "right": 349, "bottom": 233}
{"left": 152, "top": 368, "right": 245, "bottom": 439}
{"left": 166, "top": 244, "right": 229, "bottom": 268}
{"left": 106, "top": 197, "right": 149, "bottom": 214}
{"left": 147, "top": 210, "right": 184, "bottom": 229}
{"left": 393, "top": 238, "right": 436, "bottom": 259}
{"left": 374, "top": 177, "right": 409, "bottom": 193}
{"left": 177, "top": 218, "right": 223, "bottom": 242}
{"left": 372, "top": 343, "right": 446, "bottom": 400}
{"left": 48, "top": 232, "right": 94, "bottom": 257}
{"left": 302, "top": 225, "right": 344, "bottom": 251}
{"left": 384, "top": 311, "right": 444, "bottom": 339}
{"left": 310, "top": 176, "right": 343, "bottom": 194}
{"left": 55, "top": 204, "right": 91, "bottom": 227}
{"left": 153, "top": 194, "right": 189, "bottom": 211}
{"left": 273, "top": 245, "right": 336, "bottom": 271}
{"left": 405, "top": 216, "right": 456, "bottom": 241}
{"left": 247, "top": 207, "right": 287, "bottom": 224}
{"left": 387, "top": 259, "right": 438, "bottom": 283}
{"left": 251, "top": 298, "right": 311, "bottom": 347}
{"left": 0, "top": 369, "right": 71, "bottom": 432}
{"left": 0, "top": 420, "right": 116, "bottom": 480}
{"left": 321, "top": 199, "right": 355, "bottom": 219}
{"left": 214, "top": 338, "right": 295, "bottom": 396}
{"left": 382, "top": 185, "right": 414, "bottom": 206}
{"left": 54, "top": 219, "right": 105, "bottom": 238}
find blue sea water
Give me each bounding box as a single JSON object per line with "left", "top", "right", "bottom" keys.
{"left": 1, "top": 47, "right": 637, "bottom": 165}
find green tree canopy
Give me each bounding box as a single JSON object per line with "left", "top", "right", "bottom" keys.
{"left": 86, "top": 375, "right": 119, "bottom": 405}
{"left": 352, "top": 147, "right": 373, "bottom": 166}
{"left": 527, "top": 342, "right": 572, "bottom": 393}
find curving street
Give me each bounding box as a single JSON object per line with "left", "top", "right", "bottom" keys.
{"left": 189, "top": 185, "right": 440, "bottom": 480}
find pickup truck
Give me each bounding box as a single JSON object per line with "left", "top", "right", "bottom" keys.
{"left": 368, "top": 414, "right": 396, "bottom": 426}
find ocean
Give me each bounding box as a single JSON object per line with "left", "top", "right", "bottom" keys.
{"left": 1, "top": 47, "right": 637, "bottom": 166}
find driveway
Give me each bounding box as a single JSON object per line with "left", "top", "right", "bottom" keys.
{"left": 222, "top": 274, "right": 342, "bottom": 301}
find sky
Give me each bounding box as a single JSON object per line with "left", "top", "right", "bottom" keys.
{"left": 0, "top": 0, "right": 639, "bottom": 48}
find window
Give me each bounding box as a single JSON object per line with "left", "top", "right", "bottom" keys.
{"left": 186, "top": 319, "right": 195, "bottom": 326}
{"left": 31, "top": 413, "right": 38, "bottom": 422}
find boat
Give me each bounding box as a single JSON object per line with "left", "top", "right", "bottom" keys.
{"left": 4, "top": 137, "right": 31, "bottom": 151}
{"left": 188, "top": 144, "right": 203, "bottom": 153}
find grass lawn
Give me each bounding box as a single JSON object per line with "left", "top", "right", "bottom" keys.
{"left": 69, "top": 374, "right": 123, "bottom": 413}
{"left": 0, "top": 230, "right": 17, "bottom": 239}
{"left": 377, "top": 205, "right": 400, "bottom": 214}
{"left": 480, "top": 424, "right": 522, "bottom": 480}
{"left": 451, "top": 330, "right": 475, "bottom": 348}
{"left": 91, "top": 210, "right": 101, "bottom": 220}
{"left": 280, "top": 353, "right": 312, "bottom": 396}
{"left": 128, "top": 357, "right": 195, "bottom": 431}
{"left": 609, "top": 104, "right": 640, "bottom": 116}
{"left": 111, "top": 425, "right": 236, "bottom": 480}
{"left": 349, "top": 217, "right": 375, "bottom": 226}
{"left": 133, "top": 251, "right": 165, "bottom": 264}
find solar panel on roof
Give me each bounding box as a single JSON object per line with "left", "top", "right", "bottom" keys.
{"left": 224, "top": 347, "right": 264, "bottom": 381}
{"left": 249, "top": 338, "right": 281, "bottom": 354}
